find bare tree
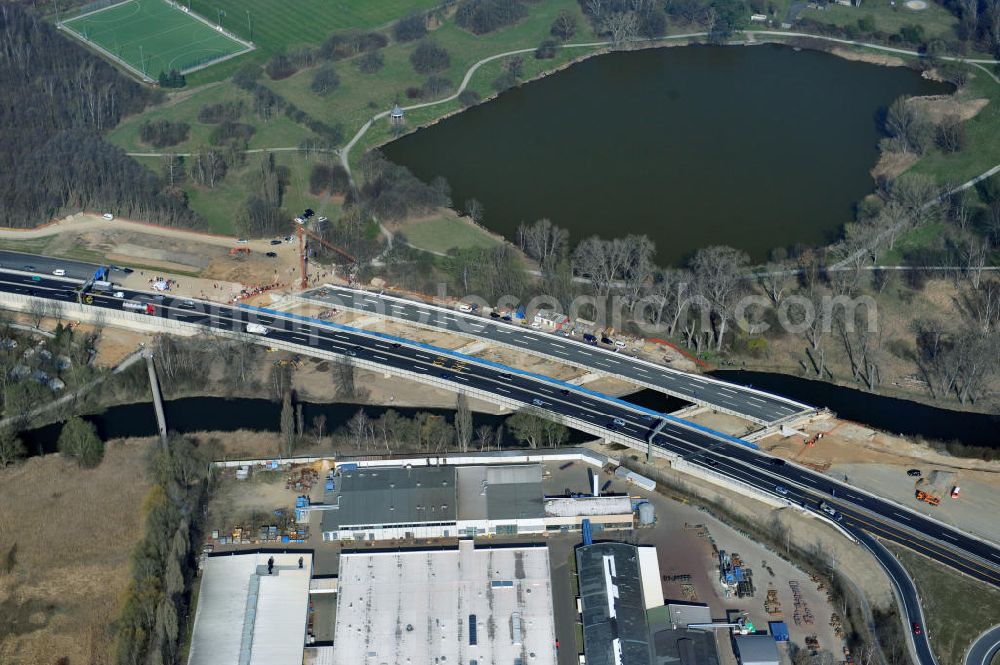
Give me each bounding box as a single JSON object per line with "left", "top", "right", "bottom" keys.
{"left": 690, "top": 245, "right": 749, "bottom": 350}
{"left": 312, "top": 414, "right": 327, "bottom": 446}
{"left": 348, "top": 409, "right": 370, "bottom": 450}
{"left": 334, "top": 361, "right": 357, "bottom": 398}
{"left": 455, "top": 392, "right": 473, "bottom": 453}
{"left": 26, "top": 298, "right": 46, "bottom": 329}
{"left": 606, "top": 11, "right": 639, "bottom": 45}
{"left": 961, "top": 236, "right": 989, "bottom": 288}
{"left": 476, "top": 424, "right": 495, "bottom": 451}
{"left": 517, "top": 218, "right": 568, "bottom": 273}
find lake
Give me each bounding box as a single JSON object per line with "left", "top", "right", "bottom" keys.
{"left": 383, "top": 44, "right": 950, "bottom": 264}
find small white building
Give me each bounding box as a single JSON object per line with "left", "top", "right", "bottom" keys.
{"left": 533, "top": 308, "right": 569, "bottom": 330}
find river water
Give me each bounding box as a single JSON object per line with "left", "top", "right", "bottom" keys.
{"left": 383, "top": 44, "right": 950, "bottom": 264}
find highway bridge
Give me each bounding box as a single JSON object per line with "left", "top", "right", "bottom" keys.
{"left": 300, "top": 284, "right": 815, "bottom": 426}
{"left": 1, "top": 268, "right": 997, "bottom": 665}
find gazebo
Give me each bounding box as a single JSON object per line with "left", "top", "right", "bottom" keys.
{"left": 389, "top": 105, "right": 404, "bottom": 125}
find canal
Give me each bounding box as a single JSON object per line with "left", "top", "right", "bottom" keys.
{"left": 383, "top": 44, "right": 951, "bottom": 264}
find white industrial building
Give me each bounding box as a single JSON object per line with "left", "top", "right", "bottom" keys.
{"left": 187, "top": 551, "right": 313, "bottom": 665}
{"left": 734, "top": 635, "right": 781, "bottom": 665}
{"left": 332, "top": 540, "right": 557, "bottom": 665}
{"left": 321, "top": 462, "right": 635, "bottom": 542}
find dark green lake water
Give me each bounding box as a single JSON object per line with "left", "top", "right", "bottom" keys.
{"left": 383, "top": 44, "right": 950, "bottom": 264}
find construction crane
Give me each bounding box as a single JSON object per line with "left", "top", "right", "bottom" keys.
{"left": 295, "top": 215, "right": 354, "bottom": 290}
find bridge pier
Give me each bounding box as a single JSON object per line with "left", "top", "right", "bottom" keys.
{"left": 145, "top": 350, "right": 168, "bottom": 444}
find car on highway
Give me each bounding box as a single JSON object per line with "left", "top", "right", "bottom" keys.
{"left": 52, "top": 269, "right": 66, "bottom": 276}
{"left": 102, "top": 213, "right": 114, "bottom": 220}
{"left": 532, "top": 398, "right": 545, "bottom": 406}
{"left": 559, "top": 388, "right": 570, "bottom": 396}
{"left": 907, "top": 469, "right": 921, "bottom": 477}
{"left": 769, "top": 458, "right": 786, "bottom": 466}
{"left": 23, "top": 265, "right": 35, "bottom": 272}
{"left": 774, "top": 485, "right": 789, "bottom": 496}
{"left": 30, "top": 275, "right": 41, "bottom": 282}
{"left": 344, "top": 349, "right": 357, "bottom": 357}
{"left": 613, "top": 417, "right": 626, "bottom": 427}
{"left": 912, "top": 623, "right": 921, "bottom": 635}
{"left": 705, "top": 458, "right": 720, "bottom": 467}
{"left": 113, "top": 291, "right": 125, "bottom": 298}
{"left": 180, "top": 300, "right": 196, "bottom": 308}
{"left": 440, "top": 372, "right": 454, "bottom": 379}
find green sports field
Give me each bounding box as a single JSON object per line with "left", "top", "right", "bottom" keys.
{"left": 63, "top": 0, "right": 250, "bottom": 79}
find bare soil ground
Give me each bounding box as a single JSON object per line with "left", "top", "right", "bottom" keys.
{"left": 0, "top": 439, "right": 153, "bottom": 665}
{"left": 760, "top": 419, "right": 1000, "bottom": 544}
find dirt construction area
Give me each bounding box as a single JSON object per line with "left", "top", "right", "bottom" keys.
{"left": 760, "top": 419, "right": 1000, "bottom": 544}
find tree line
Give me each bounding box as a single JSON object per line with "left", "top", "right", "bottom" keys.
{"left": 0, "top": 3, "right": 204, "bottom": 229}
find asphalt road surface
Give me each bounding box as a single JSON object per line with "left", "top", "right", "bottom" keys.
{"left": 968, "top": 625, "right": 1000, "bottom": 665}
{"left": 0, "top": 249, "right": 110, "bottom": 281}
{"left": 2, "top": 270, "right": 997, "bottom": 597}
{"left": 302, "top": 284, "right": 813, "bottom": 426}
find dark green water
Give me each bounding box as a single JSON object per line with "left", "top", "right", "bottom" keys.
{"left": 383, "top": 44, "right": 950, "bottom": 264}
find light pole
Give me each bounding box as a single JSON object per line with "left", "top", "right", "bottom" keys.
{"left": 246, "top": 10, "right": 252, "bottom": 41}
{"left": 216, "top": 8, "right": 225, "bottom": 28}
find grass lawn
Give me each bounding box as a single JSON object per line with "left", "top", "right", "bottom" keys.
{"left": 798, "top": 0, "right": 960, "bottom": 42}
{"left": 909, "top": 70, "right": 1000, "bottom": 186}
{"left": 396, "top": 214, "right": 499, "bottom": 253}
{"left": 63, "top": 0, "right": 249, "bottom": 79}
{"left": 888, "top": 543, "right": 1000, "bottom": 665}
{"left": 880, "top": 220, "right": 947, "bottom": 263}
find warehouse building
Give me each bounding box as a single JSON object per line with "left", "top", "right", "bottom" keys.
{"left": 332, "top": 540, "right": 557, "bottom": 665}
{"left": 320, "top": 463, "right": 634, "bottom": 541}
{"left": 187, "top": 551, "right": 313, "bottom": 665}
{"left": 734, "top": 635, "right": 781, "bottom": 665}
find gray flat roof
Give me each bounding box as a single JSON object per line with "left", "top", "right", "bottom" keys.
{"left": 322, "top": 466, "right": 456, "bottom": 531}
{"left": 735, "top": 635, "right": 780, "bottom": 665}
{"left": 457, "top": 464, "right": 545, "bottom": 521}
{"left": 577, "top": 542, "right": 652, "bottom": 665}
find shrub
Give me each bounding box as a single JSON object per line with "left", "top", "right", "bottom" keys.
{"left": 310, "top": 163, "right": 352, "bottom": 195}
{"left": 265, "top": 53, "right": 298, "bottom": 80}
{"left": 421, "top": 75, "right": 452, "bottom": 97}
{"left": 157, "top": 68, "right": 186, "bottom": 88}
{"left": 410, "top": 40, "right": 451, "bottom": 74}
{"left": 492, "top": 70, "right": 517, "bottom": 93}
{"left": 455, "top": 0, "right": 527, "bottom": 35}
{"left": 209, "top": 121, "right": 256, "bottom": 146}
{"left": 899, "top": 23, "right": 925, "bottom": 45}
{"left": 197, "top": 101, "right": 243, "bottom": 124}
{"left": 231, "top": 63, "right": 262, "bottom": 90}
{"left": 857, "top": 14, "right": 876, "bottom": 32}
{"left": 320, "top": 30, "right": 388, "bottom": 60}
{"left": 139, "top": 119, "right": 190, "bottom": 148}
{"left": 405, "top": 86, "right": 422, "bottom": 99}
{"left": 535, "top": 39, "right": 558, "bottom": 59}
{"left": 458, "top": 89, "right": 481, "bottom": 107}
{"left": 936, "top": 114, "right": 966, "bottom": 153}
{"left": 356, "top": 49, "right": 385, "bottom": 74}
{"left": 638, "top": 9, "right": 667, "bottom": 39}
{"left": 311, "top": 66, "right": 341, "bottom": 96}
{"left": 57, "top": 416, "right": 103, "bottom": 468}
{"left": 394, "top": 12, "right": 428, "bottom": 42}
{"left": 310, "top": 164, "right": 333, "bottom": 194}
{"left": 550, "top": 9, "right": 577, "bottom": 40}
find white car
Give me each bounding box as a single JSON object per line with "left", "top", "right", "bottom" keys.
{"left": 236, "top": 238, "right": 249, "bottom": 244}
{"left": 458, "top": 303, "right": 473, "bottom": 312}
{"left": 52, "top": 269, "right": 66, "bottom": 276}
{"left": 113, "top": 291, "right": 125, "bottom": 298}
{"left": 102, "top": 213, "right": 114, "bottom": 220}
{"left": 614, "top": 340, "right": 627, "bottom": 348}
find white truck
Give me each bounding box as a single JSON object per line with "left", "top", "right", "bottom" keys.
{"left": 246, "top": 323, "right": 270, "bottom": 335}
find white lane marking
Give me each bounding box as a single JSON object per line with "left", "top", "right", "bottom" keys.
{"left": 413, "top": 366, "right": 429, "bottom": 372}
{"left": 633, "top": 367, "right": 649, "bottom": 374}
{"left": 497, "top": 387, "right": 510, "bottom": 394}
{"left": 552, "top": 349, "right": 569, "bottom": 357}
{"left": 290, "top": 335, "right": 309, "bottom": 342}
{"left": 941, "top": 532, "right": 959, "bottom": 542}
{"left": 373, "top": 355, "right": 389, "bottom": 361}
{"left": 455, "top": 375, "right": 469, "bottom": 381}
{"left": 892, "top": 512, "right": 911, "bottom": 522}
{"left": 799, "top": 476, "right": 819, "bottom": 486}
{"left": 578, "top": 350, "right": 592, "bottom": 356}
{"left": 334, "top": 334, "right": 349, "bottom": 340}
{"left": 329, "top": 345, "right": 345, "bottom": 351}
{"left": 415, "top": 354, "right": 430, "bottom": 360}
{"left": 375, "top": 343, "right": 389, "bottom": 349}
{"left": 539, "top": 388, "right": 553, "bottom": 394}
{"left": 748, "top": 397, "right": 767, "bottom": 404}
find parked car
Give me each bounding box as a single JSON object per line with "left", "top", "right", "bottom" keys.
{"left": 265, "top": 252, "right": 278, "bottom": 258}
{"left": 52, "top": 269, "right": 66, "bottom": 276}
{"left": 601, "top": 336, "right": 613, "bottom": 345}
{"left": 102, "top": 213, "right": 114, "bottom": 220}
{"left": 236, "top": 238, "right": 249, "bottom": 244}
{"left": 458, "top": 303, "right": 473, "bottom": 312}
{"left": 283, "top": 235, "right": 294, "bottom": 242}
{"left": 489, "top": 311, "right": 500, "bottom": 318}
{"left": 614, "top": 340, "right": 627, "bottom": 349}
{"left": 907, "top": 469, "right": 922, "bottom": 477}
{"left": 270, "top": 239, "right": 282, "bottom": 245}
{"left": 583, "top": 333, "right": 598, "bottom": 344}
{"left": 317, "top": 216, "right": 328, "bottom": 223}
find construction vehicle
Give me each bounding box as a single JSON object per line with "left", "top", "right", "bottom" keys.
{"left": 915, "top": 489, "right": 941, "bottom": 506}
{"left": 951, "top": 486, "right": 961, "bottom": 498}
{"left": 229, "top": 247, "right": 251, "bottom": 256}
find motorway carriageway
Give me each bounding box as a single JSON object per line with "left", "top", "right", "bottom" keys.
{"left": 303, "top": 284, "right": 812, "bottom": 426}
{"left": 2, "top": 271, "right": 999, "bottom": 590}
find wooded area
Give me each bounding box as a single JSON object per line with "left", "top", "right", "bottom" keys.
{"left": 0, "top": 3, "right": 204, "bottom": 229}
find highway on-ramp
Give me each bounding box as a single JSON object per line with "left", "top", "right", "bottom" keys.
{"left": 968, "top": 626, "right": 1000, "bottom": 665}
{"left": 302, "top": 284, "right": 814, "bottom": 425}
